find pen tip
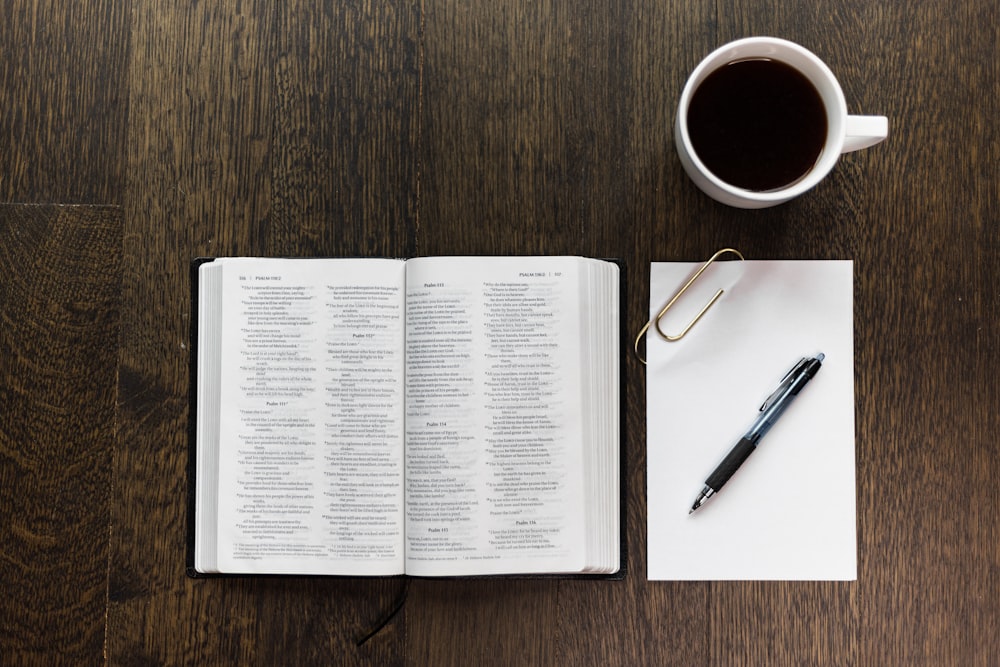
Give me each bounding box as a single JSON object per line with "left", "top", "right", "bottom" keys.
{"left": 816, "top": 352, "right": 825, "bottom": 361}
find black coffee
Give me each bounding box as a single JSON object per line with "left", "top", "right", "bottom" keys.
{"left": 687, "top": 58, "right": 827, "bottom": 191}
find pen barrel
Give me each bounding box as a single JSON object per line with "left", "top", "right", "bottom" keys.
{"left": 705, "top": 437, "right": 757, "bottom": 491}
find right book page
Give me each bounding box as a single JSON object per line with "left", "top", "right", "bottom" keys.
{"left": 646, "top": 260, "right": 856, "bottom": 580}
{"left": 402, "top": 256, "right": 619, "bottom": 576}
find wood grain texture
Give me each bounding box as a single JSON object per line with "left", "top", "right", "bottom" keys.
{"left": 0, "top": 1, "right": 128, "bottom": 203}
{"left": 0, "top": 205, "right": 121, "bottom": 665}
{"left": 849, "top": 1, "right": 1000, "bottom": 663}
{"left": 269, "top": 0, "right": 419, "bottom": 257}
{"left": 0, "top": 0, "right": 997, "bottom": 663}
{"left": 417, "top": 0, "right": 631, "bottom": 258}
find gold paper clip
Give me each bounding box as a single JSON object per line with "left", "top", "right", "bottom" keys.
{"left": 634, "top": 248, "right": 744, "bottom": 364}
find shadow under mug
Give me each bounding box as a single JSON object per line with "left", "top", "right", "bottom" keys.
{"left": 675, "top": 37, "right": 888, "bottom": 209}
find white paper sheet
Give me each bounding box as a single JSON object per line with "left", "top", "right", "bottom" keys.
{"left": 645, "top": 260, "right": 856, "bottom": 580}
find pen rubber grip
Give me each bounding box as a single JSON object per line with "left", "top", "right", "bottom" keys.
{"left": 705, "top": 437, "right": 757, "bottom": 491}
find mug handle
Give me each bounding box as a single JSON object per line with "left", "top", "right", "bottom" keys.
{"left": 842, "top": 115, "right": 889, "bottom": 152}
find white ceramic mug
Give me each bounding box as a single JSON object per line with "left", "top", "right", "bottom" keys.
{"left": 675, "top": 37, "right": 888, "bottom": 209}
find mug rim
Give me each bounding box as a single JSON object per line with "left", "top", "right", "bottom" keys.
{"left": 676, "top": 36, "right": 849, "bottom": 203}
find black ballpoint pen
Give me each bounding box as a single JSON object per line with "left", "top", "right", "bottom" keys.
{"left": 689, "top": 353, "right": 825, "bottom": 514}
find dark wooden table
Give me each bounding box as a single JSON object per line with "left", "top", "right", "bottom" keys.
{"left": 2, "top": 0, "right": 997, "bottom": 664}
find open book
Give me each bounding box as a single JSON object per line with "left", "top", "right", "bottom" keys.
{"left": 189, "top": 256, "right": 622, "bottom": 577}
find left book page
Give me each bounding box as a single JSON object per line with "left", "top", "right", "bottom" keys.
{"left": 194, "top": 258, "right": 407, "bottom": 575}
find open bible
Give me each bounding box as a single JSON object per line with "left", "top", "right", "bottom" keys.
{"left": 189, "top": 256, "right": 622, "bottom": 577}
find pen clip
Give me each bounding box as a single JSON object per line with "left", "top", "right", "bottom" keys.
{"left": 759, "top": 357, "right": 808, "bottom": 411}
